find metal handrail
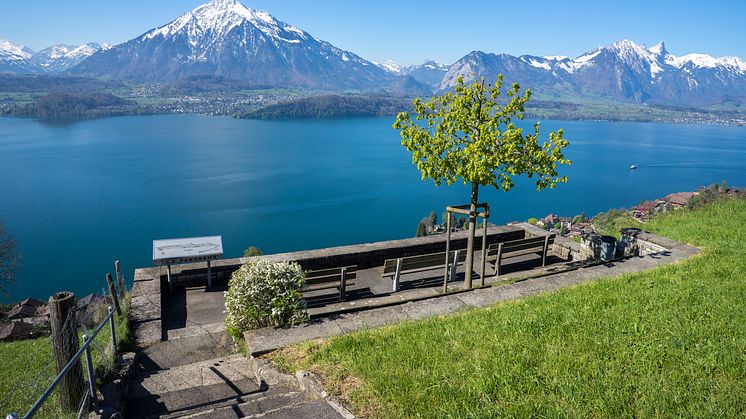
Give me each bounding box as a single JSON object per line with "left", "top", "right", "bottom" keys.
{"left": 22, "top": 306, "right": 117, "bottom": 419}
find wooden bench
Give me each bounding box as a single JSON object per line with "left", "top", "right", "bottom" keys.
{"left": 486, "top": 234, "right": 555, "bottom": 276}
{"left": 383, "top": 250, "right": 467, "bottom": 292}
{"left": 304, "top": 266, "right": 357, "bottom": 302}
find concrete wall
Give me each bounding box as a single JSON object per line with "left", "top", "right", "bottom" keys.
{"left": 515, "top": 222, "right": 586, "bottom": 261}
{"left": 135, "top": 225, "right": 527, "bottom": 289}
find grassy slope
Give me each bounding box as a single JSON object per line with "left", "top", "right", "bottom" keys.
{"left": 0, "top": 300, "right": 132, "bottom": 417}
{"left": 276, "top": 198, "right": 746, "bottom": 418}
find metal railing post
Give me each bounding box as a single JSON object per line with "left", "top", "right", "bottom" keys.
{"left": 82, "top": 335, "right": 97, "bottom": 412}
{"left": 108, "top": 307, "right": 117, "bottom": 357}
{"left": 24, "top": 304, "right": 114, "bottom": 418}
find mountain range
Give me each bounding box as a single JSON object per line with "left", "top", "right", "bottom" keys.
{"left": 438, "top": 40, "right": 746, "bottom": 106}
{"left": 0, "top": 39, "right": 108, "bottom": 73}
{"left": 1, "top": 0, "right": 745, "bottom": 107}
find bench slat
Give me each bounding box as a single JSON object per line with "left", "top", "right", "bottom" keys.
{"left": 302, "top": 266, "right": 357, "bottom": 302}
{"left": 305, "top": 281, "right": 356, "bottom": 292}
{"left": 489, "top": 234, "right": 555, "bottom": 276}
{"left": 383, "top": 251, "right": 466, "bottom": 275}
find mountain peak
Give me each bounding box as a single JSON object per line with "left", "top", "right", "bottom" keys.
{"left": 0, "top": 38, "right": 33, "bottom": 59}
{"left": 208, "top": 0, "right": 238, "bottom": 7}
{"left": 649, "top": 41, "right": 667, "bottom": 57}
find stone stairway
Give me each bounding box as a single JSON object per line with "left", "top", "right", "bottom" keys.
{"left": 125, "top": 327, "right": 346, "bottom": 418}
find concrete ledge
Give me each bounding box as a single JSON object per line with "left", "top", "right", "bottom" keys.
{"left": 131, "top": 269, "right": 162, "bottom": 347}
{"left": 134, "top": 225, "right": 525, "bottom": 286}
{"left": 244, "top": 232, "right": 699, "bottom": 356}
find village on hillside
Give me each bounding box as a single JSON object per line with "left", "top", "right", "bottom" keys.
{"left": 534, "top": 184, "right": 742, "bottom": 240}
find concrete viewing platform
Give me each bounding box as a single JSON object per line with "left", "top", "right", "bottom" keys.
{"left": 131, "top": 222, "right": 699, "bottom": 357}
{"left": 125, "top": 222, "right": 699, "bottom": 417}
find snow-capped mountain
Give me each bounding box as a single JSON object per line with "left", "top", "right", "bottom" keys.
{"left": 0, "top": 38, "right": 38, "bottom": 73}
{"left": 379, "top": 60, "right": 402, "bottom": 74}
{"left": 72, "top": 0, "right": 392, "bottom": 90}
{"left": 31, "top": 43, "right": 109, "bottom": 72}
{"left": 441, "top": 40, "right": 746, "bottom": 106}
{"left": 380, "top": 59, "right": 449, "bottom": 88}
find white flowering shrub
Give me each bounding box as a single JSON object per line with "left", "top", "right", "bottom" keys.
{"left": 224, "top": 259, "right": 308, "bottom": 337}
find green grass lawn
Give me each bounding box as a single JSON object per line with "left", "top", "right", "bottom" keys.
{"left": 274, "top": 198, "right": 746, "bottom": 418}
{"left": 0, "top": 299, "right": 132, "bottom": 418}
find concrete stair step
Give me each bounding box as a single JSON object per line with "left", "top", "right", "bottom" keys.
{"left": 129, "top": 354, "right": 253, "bottom": 397}
{"left": 128, "top": 378, "right": 263, "bottom": 418}
{"left": 126, "top": 354, "right": 266, "bottom": 418}
{"left": 166, "top": 322, "right": 226, "bottom": 340}
{"left": 182, "top": 397, "right": 344, "bottom": 419}
{"left": 169, "top": 390, "right": 308, "bottom": 418}
{"left": 138, "top": 330, "right": 235, "bottom": 371}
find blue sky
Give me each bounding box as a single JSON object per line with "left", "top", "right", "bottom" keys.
{"left": 2, "top": 0, "right": 745, "bottom": 65}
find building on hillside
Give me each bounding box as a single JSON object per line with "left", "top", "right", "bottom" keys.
{"left": 538, "top": 214, "right": 559, "bottom": 229}
{"left": 633, "top": 200, "right": 666, "bottom": 221}
{"left": 0, "top": 321, "right": 34, "bottom": 342}
{"left": 19, "top": 298, "right": 44, "bottom": 308}
{"left": 664, "top": 192, "right": 698, "bottom": 208}
{"left": 76, "top": 294, "right": 111, "bottom": 328}
{"left": 568, "top": 222, "right": 594, "bottom": 238}
{"left": 6, "top": 303, "right": 39, "bottom": 320}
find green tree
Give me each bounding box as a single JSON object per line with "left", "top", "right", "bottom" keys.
{"left": 416, "top": 221, "right": 428, "bottom": 237}
{"left": 0, "top": 220, "right": 20, "bottom": 297}
{"left": 527, "top": 217, "right": 539, "bottom": 225}
{"left": 394, "top": 75, "right": 570, "bottom": 288}
{"left": 243, "top": 246, "right": 263, "bottom": 257}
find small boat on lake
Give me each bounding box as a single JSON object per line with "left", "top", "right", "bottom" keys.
{"left": 630, "top": 165, "right": 637, "bottom": 170}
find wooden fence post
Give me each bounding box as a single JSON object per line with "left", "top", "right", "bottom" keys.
{"left": 106, "top": 273, "right": 121, "bottom": 316}
{"left": 49, "top": 292, "right": 84, "bottom": 413}
{"left": 115, "top": 260, "right": 126, "bottom": 299}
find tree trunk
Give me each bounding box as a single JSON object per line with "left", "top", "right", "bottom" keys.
{"left": 464, "top": 182, "right": 479, "bottom": 289}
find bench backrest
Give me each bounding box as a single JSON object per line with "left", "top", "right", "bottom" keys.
{"left": 305, "top": 266, "right": 357, "bottom": 287}
{"left": 487, "top": 235, "right": 555, "bottom": 257}
{"left": 383, "top": 250, "right": 467, "bottom": 275}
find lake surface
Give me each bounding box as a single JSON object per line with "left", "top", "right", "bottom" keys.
{"left": 1, "top": 115, "right": 745, "bottom": 301}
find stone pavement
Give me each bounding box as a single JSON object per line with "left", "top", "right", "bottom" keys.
{"left": 246, "top": 234, "right": 699, "bottom": 355}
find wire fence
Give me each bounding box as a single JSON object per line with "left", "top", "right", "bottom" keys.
{"left": 1, "top": 272, "right": 129, "bottom": 419}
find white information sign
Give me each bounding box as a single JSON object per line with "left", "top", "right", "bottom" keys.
{"left": 152, "top": 236, "right": 224, "bottom": 266}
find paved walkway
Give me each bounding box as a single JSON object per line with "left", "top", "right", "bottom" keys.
{"left": 126, "top": 286, "right": 348, "bottom": 418}
{"left": 245, "top": 235, "right": 699, "bottom": 355}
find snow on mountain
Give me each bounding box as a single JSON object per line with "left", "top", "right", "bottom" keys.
{"left": 72, "top": 0, "right": 392, "bottom": 90}
{"left": 0, "top": 38, "right": 33, "bottom": 60}
{"left": 31, "top": 43, "right": 107, "bottom": 72}
{"left": 397, "top": 59, "right": 449, "bottom": 88}
{"left": 381, "top": 60, "right": 402, "bottom": 74}
{"left": 440, "top": 40, "right": 746, "bottom": 106}
{"left": 0, "top": 38, "right": 39, "bottom": 73}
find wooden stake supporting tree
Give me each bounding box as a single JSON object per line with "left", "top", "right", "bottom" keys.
{"left": 443, "top": 203, "right": 490, "bottom": 292}
{"left": 394, "top": 75, "right": 571, "bottom": 289}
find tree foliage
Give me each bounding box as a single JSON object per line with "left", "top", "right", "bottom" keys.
{"left": 394, "top": 75, "right": 570, "bottom": 287}
{"left": 243, "top": 246, "right": 263, "bottom": 257}
{"left": 0, "top": 221, "right": 21, "bottom": 297}
{"left": 393, "top": 75, "right": 570, "bottom": 192}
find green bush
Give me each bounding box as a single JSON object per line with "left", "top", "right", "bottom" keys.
{"left": 527, "top": 217, "right": 539, "bottom": 225}
{"left": 224, "top": 259, "right": 308, "bottom": 337}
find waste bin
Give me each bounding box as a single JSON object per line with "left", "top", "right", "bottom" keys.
{"left": 599, "top": 236, "right": 617, "bottom": 262}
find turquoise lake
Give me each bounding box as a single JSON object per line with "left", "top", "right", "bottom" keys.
{"left": 1, "top": 115, "right": 745, "bottom": 301}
